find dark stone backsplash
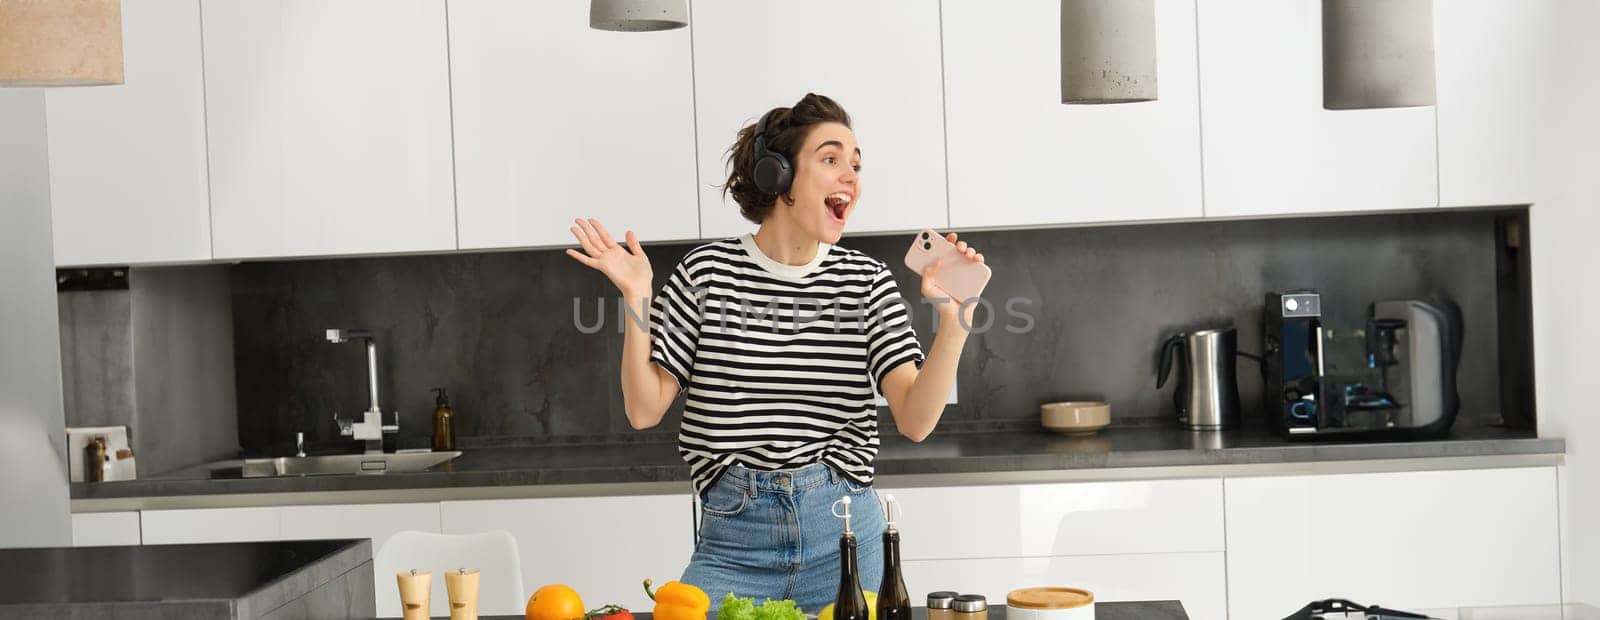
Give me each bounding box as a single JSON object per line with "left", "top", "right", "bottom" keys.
{"left": 231, "top": 209, "right": 1524, "bottom": 454}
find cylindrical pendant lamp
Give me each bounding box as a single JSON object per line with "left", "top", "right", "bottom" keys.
{"left": 1060, "top": 0, "right": 1157, "bottom": 104}
{"left": 0, "top": 0, "right": 124, "bottom": 87}
{"left": 1322, "top": 0, "right": 1436, "bottom": 110}
{"left": 590, "top": 0, "right": 688, "bottom": 32}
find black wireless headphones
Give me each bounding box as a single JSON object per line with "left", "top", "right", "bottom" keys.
{"left": 750, "top": 108, "right": 794, "bottom": 196}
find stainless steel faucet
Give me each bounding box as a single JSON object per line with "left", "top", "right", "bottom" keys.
{"left": 325, "top": 328, "right": 398, "bottom": 454}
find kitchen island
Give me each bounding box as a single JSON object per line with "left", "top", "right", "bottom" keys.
{"left": 0, "top": 539, "right": 373, "bottom": 619}
{"left": 460, "top": 603, "right": 1191, "bottom": 620}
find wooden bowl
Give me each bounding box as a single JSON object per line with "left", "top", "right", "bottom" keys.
{"left": 1040, "top": 401, "right": 1111, "bottom": 435}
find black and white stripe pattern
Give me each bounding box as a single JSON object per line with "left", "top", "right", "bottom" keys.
{"left": 649, "top": 235, "right": 925, "bottom": 496}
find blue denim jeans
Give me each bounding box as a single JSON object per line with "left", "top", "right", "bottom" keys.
{"left": 681, "top": 463, "right": 885, "bottom": 614}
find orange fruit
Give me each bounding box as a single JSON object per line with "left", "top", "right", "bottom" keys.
{"left": 526, "top": 584, "right": 585, "bottom": 620}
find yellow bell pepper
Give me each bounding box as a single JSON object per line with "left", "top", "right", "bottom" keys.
{"left": 644, "top": 579, "right": 711, "bottom": 620}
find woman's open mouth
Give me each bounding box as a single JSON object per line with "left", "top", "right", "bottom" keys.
{"left": 825, "top": 192, "right": 853, "bottom": 223}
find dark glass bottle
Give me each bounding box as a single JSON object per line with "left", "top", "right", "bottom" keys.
{"left": 877, "top": 494, "right": 912, "bottom": 620}
{"left": 834, "top": 497, "right": 869, "bottom": 620}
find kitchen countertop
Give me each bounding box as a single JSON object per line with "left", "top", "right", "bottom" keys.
{"left": 0, "top": 539, "right": 372, "bottom": 619}
{"left": 70, "top": 423, "right": 1562, "bottom": 510}
{"left": 462, "top": 604, "right": 1189, "bottom": 620}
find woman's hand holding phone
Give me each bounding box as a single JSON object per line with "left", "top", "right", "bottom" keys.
{"left": 566, "top": 217, "right": 653, "bottom": 298}
{"left": 905, "top": 229, "right": 989, "bottom": 326}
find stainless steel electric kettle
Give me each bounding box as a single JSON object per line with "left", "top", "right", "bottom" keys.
{"left": 1157, "top": 327, "right": 1244, "bottom": 431}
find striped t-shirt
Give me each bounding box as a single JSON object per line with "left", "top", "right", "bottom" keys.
{"left": 649, "top": 234, "right": 925, "bottom": 496}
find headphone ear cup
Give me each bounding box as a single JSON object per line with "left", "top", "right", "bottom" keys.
{"left": 752, "top": 153, "right": 793, "bottom": 195}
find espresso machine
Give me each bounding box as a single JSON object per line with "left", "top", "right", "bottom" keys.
{"left": 1263, "top": 290, "right": 1463, "bottom": 439}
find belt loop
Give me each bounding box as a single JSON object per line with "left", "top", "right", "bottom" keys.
{"left": 690, "top": 494, "right": 701, "bottom": 548}
{"left": 826, "top": 465, "right": 837, "bottom": 486}
{"left": 747, "top": 467, "right": 757, "bottom": 498}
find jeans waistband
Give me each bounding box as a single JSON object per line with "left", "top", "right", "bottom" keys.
{"left": 721, "top": 462, "right": 841, "bottom": 494}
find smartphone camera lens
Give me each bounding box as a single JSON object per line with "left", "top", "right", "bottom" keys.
{"left": 921, "top": 231, "right": 930, "bottom": 240}
{"left": 923, "top": 242, "right": 932, "bottom": 251}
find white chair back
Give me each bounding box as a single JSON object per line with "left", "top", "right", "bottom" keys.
{"left": 373, "top": 529, "right": 526, "bottom": 618}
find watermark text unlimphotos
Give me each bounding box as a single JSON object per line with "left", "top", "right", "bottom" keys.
{"left": 572, "top": 287, "right": 1036, "bottom": 336}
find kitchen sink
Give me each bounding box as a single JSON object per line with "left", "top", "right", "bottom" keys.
{"left": 236, "top": 451, "right": 462, "bottom": 478}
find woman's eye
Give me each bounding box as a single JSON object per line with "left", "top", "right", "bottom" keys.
{"left": 852, "top": 164, "right": 862, "bottom": 172}
{"left": 823, "top": 156, "right": 836, "bottom": 165}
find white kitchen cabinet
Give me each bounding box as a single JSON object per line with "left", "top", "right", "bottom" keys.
{"left": 71, "top": 511, "right": 142, "bottom": 547}
{"left": 281, "top": 502, "right": 441, "bottom": 619}
{"left": 45, "top": 0, "right": 211, "bottom": 267}
{"left": 448, "top": 0, "right": 699, "bottom": 250}
{"left": 141, "top": 506, "right": 281, "bottom": 545}
{"left": 442, "top": 494, "right": 694, "bottom": 611}
{"left": 1435, "top": 0, "right": 1551, "bottom": 208}
{"left": 691, "top": 0, "right": 947, "bottom": 239}
{"left": 280, "top": 502, "right": 441, "bottom": 553}
{"left": 888, "top": 479, "right": 1224, "bottom": 560}
{"left": 902, "top": 552, "right": 1227, "bottom": 620}
{"left": 1223, "top": 467, "right": 1562, "bottom": 619}
{"left": 202, "top": 0, "right": 456, "bottom": 260}
{"left": 942, "top": 0, "right": 1203, "bottom": 228}
{"left": 1196, "top": 0, "right": 1438, "bottom": 218}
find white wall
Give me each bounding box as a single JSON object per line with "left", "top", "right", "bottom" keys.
{"left": 1533, "top": 0, "right": 1600, "bottom": 606}
{"left": 0, "top": 90, "right": 73, "bottom": 548}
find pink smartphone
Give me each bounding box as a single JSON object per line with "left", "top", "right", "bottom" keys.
{"left": 903, "top": 228, "right": 992, "bottom": 302}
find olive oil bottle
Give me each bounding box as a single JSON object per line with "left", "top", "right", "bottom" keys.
{"left": 877, "top": 494, "right": 912, "bottom": 620}
{"left": 833, "top": 496, "right": 869, "bottom": 620}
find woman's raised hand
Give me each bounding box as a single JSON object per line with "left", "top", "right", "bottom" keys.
{"left": 566, "top": 218, "right": 653, "bottom": 297}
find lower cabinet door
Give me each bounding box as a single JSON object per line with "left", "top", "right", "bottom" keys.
{"left": 901, "top": 552, "right": 1227, "bottom": 620}
{"left": 280, "top": 502, "right": 442, "bottom": 553}
{"left": 140, "top": 507, "right": 281, "bottom": 545}
{"left": 442, "top": 494, "right": 695, "bottom": 611}
{"left": 281, "top": 501, "right": 442, "bottom": 618}
{"left": 71, "top": 511, "right": 142, "bottom": 547}
{"left": 1223, "top": 467, "right": 1562, "bottom": 618}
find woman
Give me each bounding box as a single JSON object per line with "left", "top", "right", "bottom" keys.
{"left": 565, "top": 93, "right": 986, "bottom": 611}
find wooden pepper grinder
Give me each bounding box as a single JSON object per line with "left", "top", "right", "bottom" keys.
{"left": 396, "top": 569, "right": 432, "bottom": 620}
{"left": 445, "top": 567, "right": 480, "bottom": 620}
{"left": 84, "top": 437, "right": 107, "bottom": 482}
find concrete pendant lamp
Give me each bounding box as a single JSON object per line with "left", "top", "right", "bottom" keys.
{"left": 1060, "top": 0, "right": 1158, "bottom": 104}
{"left": 0, "top": 0, "right": 124, "bottom": 87}
{"left": 590, "top": 0, "right": 688, "bottom": 32}
{"left": 1322, "top": 0, "right": 1436, "bottom": 109}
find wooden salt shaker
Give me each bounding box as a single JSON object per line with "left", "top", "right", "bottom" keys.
{"left": 445, "top": 568, "right": 480, "bottom": 620}
{"left": 396, "top": 569, "right": 432, "bottom": 620}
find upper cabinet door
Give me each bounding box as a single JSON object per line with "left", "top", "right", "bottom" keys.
{"left": 203, "top": 0, "right": 456, "bottom": 260}
{"left": 46, "top": 0, "right": 211, "bottom": 267}
{"left": 691, "top": 0, "right": 948, "bottom": 240}
{"left": 449, "top": 1, "right": 699, "bottom": 250}
{"left": 944, "top": 0, "right": 1203, "bottom": 229}
{"left": 1196, "top": 0, "right": 1438, "bottom": 218}
{"left": 1435, "top": 0, "right": 1549, "bottom": 208}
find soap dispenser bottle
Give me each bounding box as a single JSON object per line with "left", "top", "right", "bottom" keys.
{"left": 431, "top": 387, "right": 456, "bottom": 451}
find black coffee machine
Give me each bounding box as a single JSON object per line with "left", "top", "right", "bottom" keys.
{"left": 1263, "top": 290, "right": 1463, "bottom": 439}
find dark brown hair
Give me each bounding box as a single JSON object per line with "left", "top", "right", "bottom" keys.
{"left": 722, "top": 93, "right": 853, "bottom": 224}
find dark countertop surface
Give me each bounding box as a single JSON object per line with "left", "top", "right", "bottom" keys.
{"left": 0, "top": 539, "right": 369, "bottom": 610}
{"left": 466, "top": 603, "right": 1188, "bottom": 620}
{"left": 71, "top": 423, "right": 1561, "bottom": 501}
